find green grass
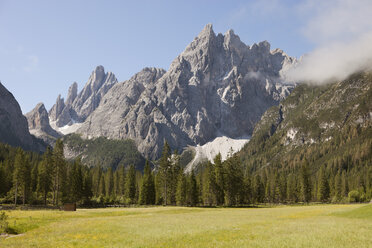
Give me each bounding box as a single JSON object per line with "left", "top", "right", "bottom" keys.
{"left": 1, "top": 204, "right": 372, "bottom": 247}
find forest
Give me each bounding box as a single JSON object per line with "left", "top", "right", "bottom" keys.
{"left": 0, "top": 136, "right": 371, "bottom": 207}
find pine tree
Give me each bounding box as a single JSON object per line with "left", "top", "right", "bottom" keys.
{"left": 317, "top": 166, "right": 330, "bottom": 202}
{"left": 52, "top": 139, "right": 65, "bottom": 205}
{"left": 70, "top": 159, "right": 84, "bottom": 203}
{"left": 176, "top": 170, "right": 187, "bottom": 206}
{"left": 139, "top": 160, "right": 155, "bottom": 205}
{"left": 334, "top": 171, "right": 342, "bottom": 200}
{"left": 224, "top": 153, "right": 243, "bottom": 206}
{"left": 125, "top": 164, "right": 136, "bottom": 204}
{"left": 98, "top": 173, "right": 105, "bottom": 197}
{"left": 202, "top": 161, "right": 217, "bottom": 206}
{"left": 300, "top": 160, "right": 312, "bottom": 203}
{"left": 13, "top": 148, "right": 24, "bottom": 206}
{"left": 37, "top": 161, "right": 51, "bottom": 205}
{"left": 158, "top": 141, "right": 171, "bottom": 205}
{"left": 186, "top": 170, "right": 198, "bottom": 206}
{"left": 105, "top": 167, "right": 114, "bottom": 197}
{"left": 253, "top": 175, "right": 264, "bottom": 203}
{"left": 286, "top": 173, "right": 297, "bottom": 203}
{"left": 213, "top": 153, "right": 225, "bottom": 205}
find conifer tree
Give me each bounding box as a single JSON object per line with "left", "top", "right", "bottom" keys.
{"left": 105, "top": 167, "right": 114, "bottom": 197}
{"left": 300, "top": 160, "right": 312, "bottom": 203}
{"left": 125, "top": 164, "right": 136, "bottom": 204}
{"left": 202, "top": 161, "right": 217, "bottom": 206}
{"left": 139, "top": 160, "right": 155, "bottom": 205}
{"left": 70, "top": 159, "right": 84, "bottom": 203}
{"left": 13, "top": 148, "right": 24, "bottom": 206}
{"left": 52, "top": 139, "right": 65, "bottom": 205}
{"left": 158, "top": 141, "right": 171, "bottom": 205}
{"left": 186, "top": 170, "right": 198, "bottom": 206}
{"left": 318, "top": 166, "right": 330, "bottom": 202}
{"left": 37, "top": 161, "right": 51, "bottom": 205}
{"left": 213, "top": 153, "right": 225, "bottom": 205}
{"left": 176, "top": 170, "right": 187, "bottom": 206}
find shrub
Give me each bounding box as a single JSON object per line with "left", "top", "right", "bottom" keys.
{"left": 348, "top": 190, "right": 360, "bottom": 203}
{"left": 0, "top": 211, "right": 9, "bottom": 234}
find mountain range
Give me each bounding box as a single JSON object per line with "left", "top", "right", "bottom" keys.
{"left": 25, "top": 24, "right": 295, "bottom": 162}
{"left": 1, "top": 24, "right": 370, "bottom": 171}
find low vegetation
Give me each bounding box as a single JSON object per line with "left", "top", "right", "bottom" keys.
{"left": 1, "top": 204, "right": 371, "bottom": 247}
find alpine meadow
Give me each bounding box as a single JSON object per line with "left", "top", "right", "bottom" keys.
{"left": 0, "top": 0, "right": 371, "bottom": 247}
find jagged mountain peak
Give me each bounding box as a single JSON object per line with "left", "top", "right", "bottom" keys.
{"left": 75, "top": 25, "right": 296, "bottom": 159}
{"left": 49, "top": 65, "right": 118, "bottom": 127}
{"left": 26, "top": 102, "right": 61, "bottom": 145}
{"left": 66, "top": 82, "right": 78, "bottom": 106}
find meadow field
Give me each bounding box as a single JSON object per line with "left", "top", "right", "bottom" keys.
{"left": 0, "top": 204, "right": 371, "bottom": 248}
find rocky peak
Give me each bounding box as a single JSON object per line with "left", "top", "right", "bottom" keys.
{"left": 76, "top": 25, "right": 296, "bottom": 159}
{"left": 49, "top": 65, "right": 118, "bottom": 127}
{"left": 26, "top": 103, "right": 49, "bottom": 130}
{"left": 66, "top": 82, "right": 78, "bottom": 106}
{"left": 49, "top": 94, "right": 65, "bottom": 121}
{"left": 25, "top": 102, "right": 61, "bottom": 145}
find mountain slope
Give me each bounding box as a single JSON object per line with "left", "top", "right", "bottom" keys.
{"left": 239, "top": 72, "right": 372, "bottom": 171}
{"left": 76, "top": 24, "right": 295, "bottom": 159}
{"left": 25, "top": 102, "right": 61, "bottom": 145}
{"left": 0, "top": 82, "right": 45, "bottom": 151}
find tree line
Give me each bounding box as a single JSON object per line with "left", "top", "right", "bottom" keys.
{"left": 0, "top": 139, "right": 371, "bottom": 207}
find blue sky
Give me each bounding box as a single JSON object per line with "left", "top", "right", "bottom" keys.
{"left": 0, "top": 0, "right": 364, "bottom": 113}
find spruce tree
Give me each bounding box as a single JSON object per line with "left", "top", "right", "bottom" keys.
{"left": 186, "top": 170, "right": 198, "bottom": 206}
{"left": 158, "top": 141, "right": 171, "bottom": 205}
{"left": 318, "top": 166, "right": 330, "bottom": 202}
{"left": 300, "top": 160, "right": 312, "bottom": 203}
{"left": 125, "top": 164, "right": 136, "bottom": 204}
{"left": 52, "top": 139, "right": 65, "bottom": 205}
{"left": 176, "top": 170, "right": 187, "bottom": 206}
{"left": 139, "top": 160, "right": 155, "bottom": 205}
{"left": 213, "top": 153, "right": 225, "bottom": 205}
{"left": 105, "top": 167, "right": 114, "bottom": 197}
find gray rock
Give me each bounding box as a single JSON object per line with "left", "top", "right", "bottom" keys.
{"left": 49, "top": 66, "right": 118, "bottom": 127}
{"left": 77, "top": 24, "right": 296, "bottom": 159}
{"left": 0, "top": 82, "right": 42, "bottom": 151}
{"left": 25, "top": 102, "right": 61, "bottom": 145}
{"left": 66, "top": 82, "right": 78, "bottom": 106}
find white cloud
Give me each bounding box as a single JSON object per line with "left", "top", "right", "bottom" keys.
{"left": 23, "top": 55, "right": 39, "bottom": 72}
{"left": 285, "top": 0, "right": 372, "bottom": 84}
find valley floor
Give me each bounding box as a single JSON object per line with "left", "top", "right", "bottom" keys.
{"left": 1, "top": 204, "right": 371, "bottom": 248}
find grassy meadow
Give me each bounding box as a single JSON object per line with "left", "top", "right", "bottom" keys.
{"left": 1, "top": 204, "right": 371, "bottom": 248}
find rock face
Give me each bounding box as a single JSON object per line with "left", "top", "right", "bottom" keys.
{"left": 25, "top": 102, "right": 61, "bottom": 145}
{"left": 49, "top": 65, "right": 118, "bottom": 127}
{"left": 77, "top": 24, "right": 295, "bottom": 159}
{"left": 0, "top": 82, "right": 42, "bottom": 151}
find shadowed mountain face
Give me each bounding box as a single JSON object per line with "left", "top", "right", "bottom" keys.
{"left": 0, "top": 82, "right": 44, "bottom": 151}
{"left": 75, "top": 24, "right": 295, "bottom": 159}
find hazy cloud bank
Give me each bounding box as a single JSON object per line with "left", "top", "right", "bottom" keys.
{"left": 284, "top": 0, "right": 372, "bottom": 84}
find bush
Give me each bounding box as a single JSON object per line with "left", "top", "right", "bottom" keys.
{"left": 0, "top": 211, "right": 9, "bottom": 234}
{"left": 348, "top": 190, "right": 360, "bottom": 203}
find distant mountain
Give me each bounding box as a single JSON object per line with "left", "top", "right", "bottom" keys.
{"left": 0, "top": 82, "right": 45, "bottom": 151}
{"left": 25, "top": 102, "right": 61, "bottom": 146}
{"left": 75, "top": 24, "right": 295, "bottom": 159}
{"left": 239, "top": 72, "right": 372, "bottom": 170}
{"left": 49, "top": 65, "right": 118, "bottom": 127}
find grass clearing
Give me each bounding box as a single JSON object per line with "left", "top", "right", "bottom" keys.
{"left": 0, "top": 204, "right": 371, "bottom": 247}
